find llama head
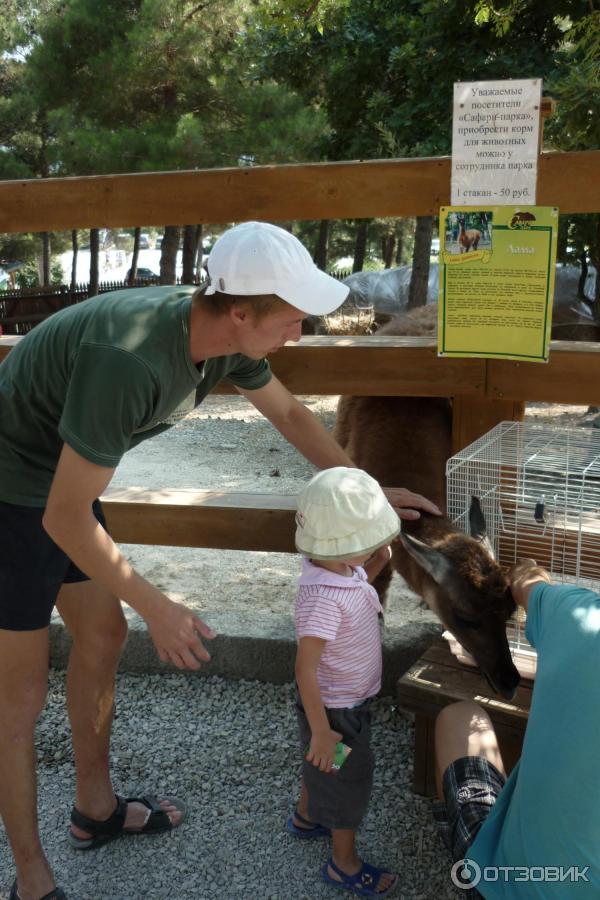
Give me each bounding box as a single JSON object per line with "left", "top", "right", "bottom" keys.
{"left": 400, "top": 497, "right": 520, "bottom": 700}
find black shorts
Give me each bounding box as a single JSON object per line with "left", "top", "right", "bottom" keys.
{"left": 0, "top": 499, "right": 107, "bottom": 631}
{"left": 432, "top": 755, "right": 506, "bottom": 863}
{"left": 296, "top": 695, "right": 375, "bottom": 830}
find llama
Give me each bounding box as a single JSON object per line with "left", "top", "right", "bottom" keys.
{"left": 457, "top": 216, "right": 481, "bottom": 253}
{"left": 334, "top": 307, "right": 520, "bottom": 699}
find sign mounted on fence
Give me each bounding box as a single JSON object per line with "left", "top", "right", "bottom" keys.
{"left": 451, "top": 79, "right": 542, "bottom": 206}
{"left": 438, "top": 205, "right": 558, "bottom": 363}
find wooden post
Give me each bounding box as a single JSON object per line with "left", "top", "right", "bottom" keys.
{"left": 452, "top": 395, "right": 525, "bottom": 454}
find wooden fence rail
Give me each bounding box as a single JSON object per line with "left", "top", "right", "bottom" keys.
{"left": 0, "top": 152, "right": 599, "bottom": 234}
{"left": 2, "top": 333, "right": 599, "bottom": 447}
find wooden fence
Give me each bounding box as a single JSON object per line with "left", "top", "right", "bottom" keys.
{"left": 0, "top": 149, "right": 599, "bottom": 550}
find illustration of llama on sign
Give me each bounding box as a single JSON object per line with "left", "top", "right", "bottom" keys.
{"left": 457, "top": 216, "right": 481, "bottom": 253}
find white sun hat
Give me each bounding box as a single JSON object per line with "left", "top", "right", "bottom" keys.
{"left": 204, "top": 221, "right": 349, "bottom": 316}
{"left": 295, "top": 467, "right": 400, "bottom": 560}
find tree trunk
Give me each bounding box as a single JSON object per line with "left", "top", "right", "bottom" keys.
{"left": 407, "top": 216, "right": 433, "bottom": 310}
{"left": 182, "top": 224, "right": 202, "bottom": 283}
{"left": 353, "top": 220, "right": 368, "bottom": 273}
{"left": 89, "top": 229, "right": 100, "bottom": 297}
{"left": 41, "top": 232, "right": 51, "bottom": 286}
{"left": 383, "top": 233, "right": 396, "bottom": 269}
{"left": 193, "top": 225, "right": 203, "bottom": 277}
{"left": 160, "top": 226, "right": 181, "bottom": 285}
{"left": 577, "top": 250, "right": 589, "bottom": 300}
{"left": 127, "top": 227, "right": 141, "bottom": 286}
{"left": 313, "top": 220, "right": 329, "bottom": 271}
{"left": 594, "top": 214, "right": 600, "bottom": 317}
{"left": 395, "top": 223, "right": 404, "bottom": 266}
{"left": 70, "top": 230, "right": 78, "bottom": 291}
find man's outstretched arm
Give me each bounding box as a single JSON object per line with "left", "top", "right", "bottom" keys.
{"left": 237, "top": 375, "right": 441, "bottom": 520}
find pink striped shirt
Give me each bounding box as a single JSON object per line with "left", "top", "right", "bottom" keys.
{"left": 295, "top": 557, "right": 383, "bottom": 708}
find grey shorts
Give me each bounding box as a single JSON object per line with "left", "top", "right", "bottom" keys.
{"left": 433, "top": 755, "right": 506, "bottom": 864}
{"left": 296, "top": 695, "right": 374, "bottom": 830}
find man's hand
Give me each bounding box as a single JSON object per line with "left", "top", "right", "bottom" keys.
{"left": 507, "top": 558, "right": 553, "bottom": 611}
{"left": 306, "top": 727, "right": 343, "bottom": 773}
{"left": 144, "top": 596, "right": 216, "bottom": 670}
{"left": 382, "top": 487, "right": 441, "bottom": 521}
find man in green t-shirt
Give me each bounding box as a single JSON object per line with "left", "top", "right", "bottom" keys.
{"left": 0, "top": 221, "right": 438, "bottom": 900}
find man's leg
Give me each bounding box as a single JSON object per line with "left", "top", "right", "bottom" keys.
{"left": 56, "top": 580, "right": 183, "bottom": 836}
{"left": 434, "top": 700, "right": 506, "bottom": 798}
{"left": 0, "top": 626, "right": 57, "bottom": 900}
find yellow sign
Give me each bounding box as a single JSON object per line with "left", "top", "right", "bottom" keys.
{"left": 438, "top": 206, "right": 558, "bottom": 362}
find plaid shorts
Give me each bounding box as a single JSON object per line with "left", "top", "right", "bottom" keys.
{"left": 432, "top": 755, "right": 506, "bottom": 863}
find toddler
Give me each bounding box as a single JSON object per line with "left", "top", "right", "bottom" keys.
{"left": 287, "top": 466, "right": 400, "bottom": 897}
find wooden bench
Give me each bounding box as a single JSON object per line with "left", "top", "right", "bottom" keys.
{"left": 397, "top": 636, "right": 534, "bottom": 797}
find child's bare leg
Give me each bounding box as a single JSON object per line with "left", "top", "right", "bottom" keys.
{"left": 295, "top": 776, "right": 310, "bottom": 822}
{"left": 330, "top": 828, "right": 360, "bottom": 875}
{"left": 328, "top": 829, "right": 395, "bottom": 892}
{"left": 293, "top": 776, "right": 325, "bottom": 829}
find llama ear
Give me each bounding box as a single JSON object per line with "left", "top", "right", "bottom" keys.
{"left": 400, "top": 533, "right": 454, "bottom": 585}
{"left": 469, "top": 496, "right": 486, "bottom": 539}
{"left": 469, "top": 496, "right": 495, "bottom": 558}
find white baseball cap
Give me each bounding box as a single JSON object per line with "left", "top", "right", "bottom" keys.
{"left": 295, "top": 467, "right": 400, "bottom": 560}
{"left": 204, "top": 221, "right": 349, "bottom": 316}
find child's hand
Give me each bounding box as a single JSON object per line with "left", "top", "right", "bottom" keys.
{"left": 306, "top": 728, "right": 343, "bottom": 773}
{"left": 371, "top": 544, "right": 392, "bottom": 566}
{"left": 364, "top": 544, "right": 393, "bottom": 583}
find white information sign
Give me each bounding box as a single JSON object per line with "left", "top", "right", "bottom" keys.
{"left": 451, "top": 79, "right": 542, "bottom": 206}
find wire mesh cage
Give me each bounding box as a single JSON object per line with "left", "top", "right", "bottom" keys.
{"left": 445, "top": 420, "right": 600, "bottom": 679}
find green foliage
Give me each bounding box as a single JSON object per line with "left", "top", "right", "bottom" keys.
{"left": 15, "top": 257, "right": 64, "bottom": 288}
{"left": 545, "top": 12, "right": 600, "bottom": 152}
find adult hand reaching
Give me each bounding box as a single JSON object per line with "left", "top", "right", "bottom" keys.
{"left": 382, "top": 487, "right": 442, "bottom": 521}
{"left": 144, "top": 596, "right": 216, "bottom": 670}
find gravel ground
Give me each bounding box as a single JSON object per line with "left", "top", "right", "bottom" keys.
{"left": 0, "top": 673, "right": 461, "bottom": 900}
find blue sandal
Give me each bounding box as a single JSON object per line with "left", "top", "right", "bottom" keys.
{"left": 285, "top": 810, "right": 331, "bottom": 839}
{"left": 321, "top": 857, "right": 398, "bottom": 897}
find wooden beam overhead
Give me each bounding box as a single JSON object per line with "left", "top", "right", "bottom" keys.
{"left": 0, "top": 149, "right": 598, "bottom": 234}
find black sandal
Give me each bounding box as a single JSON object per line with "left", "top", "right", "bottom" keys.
{"left": 9, "top": 881, "right": 67, "bottom": 900}
{"left": 69, "top": 793, "right": 186, "bottom": 850}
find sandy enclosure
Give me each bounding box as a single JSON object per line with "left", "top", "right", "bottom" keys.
{"left": 93, "top": 395, "right": 595, "bottom": 637}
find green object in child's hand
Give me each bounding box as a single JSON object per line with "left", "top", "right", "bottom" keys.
{"left": 305, "top": 741, "right": 352, "bottom": 772}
